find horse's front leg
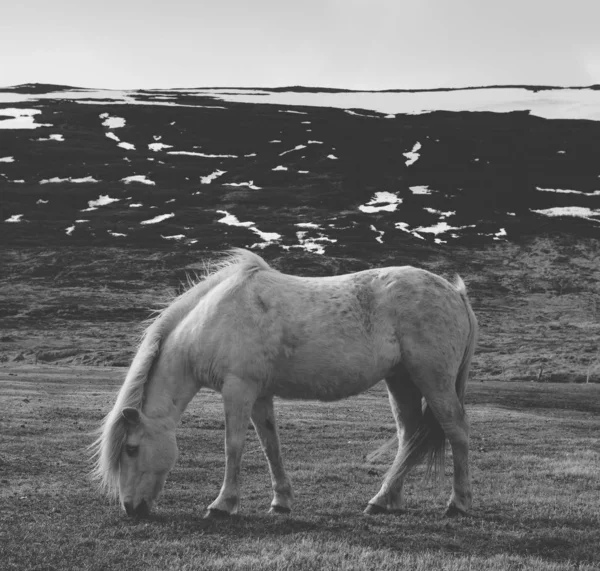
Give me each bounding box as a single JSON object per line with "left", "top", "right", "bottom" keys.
{"left": 251, "top": 396, "right": 294, "bottom": 514}
{"left": 205, "top": 374, "right": 259, "bottom": 518}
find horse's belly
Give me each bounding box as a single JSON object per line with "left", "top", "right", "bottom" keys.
{"left": 269, "top": 348, "right": 394, "bottom": 401}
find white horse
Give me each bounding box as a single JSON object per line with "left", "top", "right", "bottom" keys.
{"left": 91, "top": 249, "right": 477, "bottom": 518}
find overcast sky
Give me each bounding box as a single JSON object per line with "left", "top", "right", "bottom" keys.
{"left": 2, "top": 0, "right": 600, "bottom": 90}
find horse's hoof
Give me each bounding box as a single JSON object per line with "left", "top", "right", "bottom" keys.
{"left": 364, "top": 503, "right": 387, "bottom": 515}
{"left": 269, "top": 505, "right": 291, "bottom": 515}
{"left": 204, "top": 508, "right": 231, "bottom": 519}
{"left": 444, "top": 504, "right": 468, "bottom": 518}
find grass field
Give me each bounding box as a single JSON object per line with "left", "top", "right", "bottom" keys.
{"left": 1, "top": 365, "right": 599, "bottom": 570}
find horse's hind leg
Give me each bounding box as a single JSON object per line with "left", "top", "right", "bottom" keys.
{"left": 251, "top": 396, "right": 294, "bottom": 514}
{"left": 425, "top": 390, "right": 471, "bottom": 516}
{"left": 366, "top": 368, "right": 423, "bottom": 514}
{"left": 206, "top": 374, "right": 259, "bottom": 517}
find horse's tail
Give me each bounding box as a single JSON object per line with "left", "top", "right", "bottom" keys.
{"left": 367, "top": 275, "right": 477, "bottom": 484}
{"left": 418, "top": 276, "right": 477, "bottom": 480}
{"left": 453, "top": 275, "right": 478, "bottom": 404}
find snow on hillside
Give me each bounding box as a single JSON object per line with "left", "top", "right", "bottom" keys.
{"left": 1, "top": 84, "right": 600, "bottom": 253}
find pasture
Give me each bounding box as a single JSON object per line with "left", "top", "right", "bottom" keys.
{"left": 1, "top": 365, "right": 598, "bottom": 570}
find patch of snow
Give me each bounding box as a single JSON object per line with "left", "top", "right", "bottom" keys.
{"left": 0, "top": 108, "right": 52, "bottom": 129}
{"left": 307, "top": 140, "right": 323, "bottom": 144}
{"left": 224, "top": 181, "right": 261, "bottom": 190}
{"left": 295, "top": 222, "right": 321, "bottom": 229}
{"left": 395, "top": 222, "right": 426, "bottom": 240}
{"left": 370, "top": 225, "right": 384, "bottom": 244}
{"left": 99, "top": 113, "right": 126, "bottom": 129}
{"left": 424, "top": 208, "right": 455, "bottom": 218}
{"left": 413, "top": 221, "right": 476, "bottom": 235}
{"left": 81, "top": 194, "right": 120, "bottom": 211}
{"left": 161, "top": 234, "right": 185, "bottom": 240}
{"left": 5, "top": 214, "right": 23, "bottom": 222}
{"left": 37, "top": 134, "right": 64, "bottom": 141}
{"left": 286, "top": 231, "right": 337, "bottom": 255}
{"left": 121, "top": 175, "right": 155, "bottom": 185}
{"left": 494, "top": 228, "right": 507, "bottom": 240}
{"left": 36, "top": 199, "right": 48, "bottom": 204}
{"left": 140, "top": 213, "right": 175, "bottom": 225}
{"left": 251, "top": 228, "right": 281, "bottom": 243}
{"left": 532, "top": 206, "right": 600, "bottom": 219}
{"left": 272, "top": 165, "right": 288, "bottom": 171}
{"left": 536, "top": 186, "right": 600, "bottom": 196}
{"left": 403, "top": 142, "right": 421, "bottom": 167}
{"left": 0, "top": 156, "right": 14, "bottom": 162}
{"left": 280, "top": 145, "right": 307, "bottom": 156}
{"left": 108, "top": 231, "right": 127, "bottom": 237}
{"left": 298, "top": 170, "right": 309, "bottom": 174}
{"left": 217, "top": 209, "right": 281, "bottom": 247}
{"left": 327, "top": 154, "right": 338, "bottom": 160}
{"left": 359, "top": 191, "right": 402, "bottom": 213}
{"left": 40, "top": 176, "right": 98, "bottom": 184}
{"left": 269, "top": 140, "right": 282, "bottom": 143}
{"left": 168, "top": 151, "right": 238, "bottom": 158}
{"left": 106, "top": 132, "right": 120, "bottom": 142}
{"left": 216, "top": 210, "right": 254, "bottom": 227}
{"left": 66, "top": 225, "right": 75, "bottom": 235}
{"left": 118, "top": 142, "right": 136, "bottom": 151}
{"left": 149, "top": 142, "right": 173, "bottom": 151}
{"left": 409, "top": 185, "right": 431, "bottom": 195}
{"left": 344, "top": 110, "right": 379, "bottom": 118}
{"left": 129, "top": 203, "right": 143, "bottom": 208}
{"left": 245, "top": 153, "right": 257, "bottom": 157}
{"left": 201, "top": 169, "right": 226, "bottom": 184}
{"left": 194, "top": 87, "right": 600, "bottom": 122}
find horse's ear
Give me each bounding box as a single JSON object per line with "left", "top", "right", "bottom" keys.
{"left": 121, "top": 407, "right": 141, "bottom": 426}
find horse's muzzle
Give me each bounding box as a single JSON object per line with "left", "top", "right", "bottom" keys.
{"left": 124, "top": 499, "right": 150, "bottom": 518}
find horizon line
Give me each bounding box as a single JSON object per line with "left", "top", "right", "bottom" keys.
{"left": 2, "top": 82, "right": 600, "bottom": 93}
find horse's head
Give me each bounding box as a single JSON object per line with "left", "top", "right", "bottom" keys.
{"left": 118, "top": 407, "right": 179, "bottom": 517}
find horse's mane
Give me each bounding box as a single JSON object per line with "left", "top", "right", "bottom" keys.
{"left": 89, "top": 248, "right": 271, "bottom": 498}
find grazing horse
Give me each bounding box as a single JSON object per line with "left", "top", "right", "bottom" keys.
{"left": 91, "top": 249, "right": 477, "bottom": 518}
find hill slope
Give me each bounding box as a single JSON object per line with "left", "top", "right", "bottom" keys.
{"left": 1, "top": 84, "right": 599, "bottom": 379}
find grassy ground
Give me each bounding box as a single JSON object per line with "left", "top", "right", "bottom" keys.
{"left": 1, "top": 366, "right": 599, "bottom": 570}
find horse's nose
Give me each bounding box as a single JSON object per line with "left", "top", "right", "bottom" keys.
{"left": 123, "top": 500, "right": 149, "bottom": 518}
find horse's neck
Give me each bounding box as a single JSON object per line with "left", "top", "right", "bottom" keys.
{"left": 142, "top": 347, "right": 198, "bottom": 422}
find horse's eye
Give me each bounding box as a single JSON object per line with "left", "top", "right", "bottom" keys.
{"left": 125, "top": 444, "right": 139, "bottom": 457}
